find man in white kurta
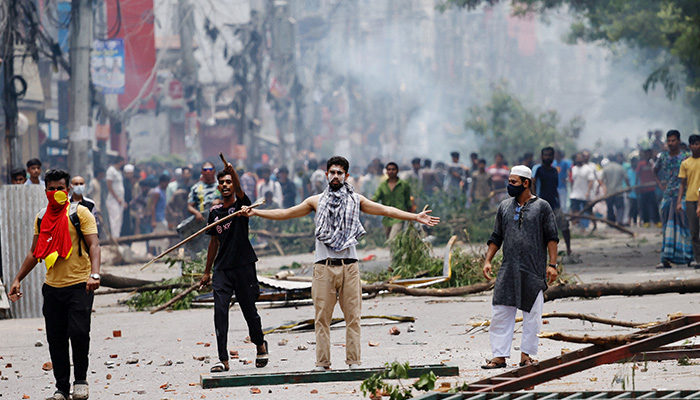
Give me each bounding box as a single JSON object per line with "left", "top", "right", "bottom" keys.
{"left": 482, "top": 165, "right": 559, "bottom": 369}
{"left": 105, "top": 156, "right": 126, "bottom": 238}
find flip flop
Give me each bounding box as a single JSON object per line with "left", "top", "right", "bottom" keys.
{"left": 481, "top": 359, "right": 506, "bottom": 369}
{"left": 210, "top": 361, "right": 229, "bottom": 373}
{"left": 255, "top": 340, "right": 269, "bottom": 368}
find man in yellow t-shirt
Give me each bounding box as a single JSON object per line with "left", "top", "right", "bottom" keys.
{"left": 9, "top": 169, "right": 101, "bottom": 400}
{"left": 678, "top": 134, "right": 700, "bottom": 267}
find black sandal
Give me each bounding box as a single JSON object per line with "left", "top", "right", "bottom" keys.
{"left": 255, "top": 340, "right": 269, "bottom": 368}
{"left": 481, "top": 359, "right": 506, "bottom": 369}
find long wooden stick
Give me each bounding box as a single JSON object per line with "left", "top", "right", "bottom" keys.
{"left": 467, "top": 312, "right": 655, "bottom": 330}
{"left": 563, "top": 213, "right": 634, "bottom": 236}
{"left": 538, "top": 331, "right": 657, "bottom": 346}
{"left": 150, "top": 282, "right": 200, "bottom": 314}
{"left": 219, "top": 152, "right": 229, "bottom": 167}
{"left": 139, "top": 199, "right": 264, "bottom": 270}
{"left": 575, "top": 182, "right": 657, "bottom": 215}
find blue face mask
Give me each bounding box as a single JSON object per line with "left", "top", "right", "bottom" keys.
{"left": 507, "top": 183, "right": 526, "bottom": 197}
{"left": 72, "top": 184, "right": 86, "bottom": 196}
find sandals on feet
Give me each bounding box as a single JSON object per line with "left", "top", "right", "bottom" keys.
{"left": 519, "top": 357, "right": 538, "bottom": 367}
{"left": 481, "top": 359, "right": 506, "bottom": 369}
{"left": 210, "top": 361, "right": 229, "bottom": 373}
{"left": 255, "top": 340, "right": 269, "bottom": 368}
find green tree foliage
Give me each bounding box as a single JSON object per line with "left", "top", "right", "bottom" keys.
{"left": 440, "top": 0, "right": 700, "bottom": 116}
{"left": 465, "top": 84, "right": 581, "bottom": 164}
{"left": 360, "top": 361, "right": 436, "bottom": 400}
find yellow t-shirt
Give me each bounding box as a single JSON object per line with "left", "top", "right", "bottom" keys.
{"left": 679, "top": 157, "right": 700, "bottom": 202}
{"left": 34, "top": 205, "right": 98, "bottom": 288}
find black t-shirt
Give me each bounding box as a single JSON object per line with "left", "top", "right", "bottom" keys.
{"left": 206, "top": 194, "right": 258, "bottom": 270}
{"left": 279, "top": 179, "right": 297, "bottom": 208}
{"left": 534, "top": 166, "right": 560, "bottom": 210}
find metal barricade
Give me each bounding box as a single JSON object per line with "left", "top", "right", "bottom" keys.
{"left": 0, "top": 185, "right": 47, "bottom": 318}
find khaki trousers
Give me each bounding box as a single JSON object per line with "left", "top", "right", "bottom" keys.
{"left": 312, "top": 260, "right": 362, "bottom": 367}
{"left": 384, "top": 222, "right": 404, "bottom": 241}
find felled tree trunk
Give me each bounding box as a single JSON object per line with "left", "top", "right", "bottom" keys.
{"left": 99, "top": 231, "right": 179, "bottom": 246}
{"left": 100, "top": 273, "right": 157, "bottom": 289}
{"left": 95, "top": 282, "right": 191, "bottom": 295}
{"left": 544, "top": 278, "right": 700, "bottom": 302}
{"left": 361, "top": 278, "right": 700, "bottom": 300}
{"left": 362, "top": 280, "right": 495, "bottom": 296}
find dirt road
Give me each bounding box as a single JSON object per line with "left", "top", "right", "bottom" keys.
{"left": 2, "top": 226, "right": 699, "bottom": 399}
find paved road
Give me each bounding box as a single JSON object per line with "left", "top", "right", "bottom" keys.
{"left": 2, "top": 226, "right": 699, "bottom": 399}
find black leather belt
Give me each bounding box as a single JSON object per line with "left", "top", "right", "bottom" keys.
{"left": 318, "top": 258, "right": 358, "bottom": 266}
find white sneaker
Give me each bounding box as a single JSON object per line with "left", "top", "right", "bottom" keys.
{"left": 348, "top": 364, "right": 361, "bottom": 370}
{"left": 313, "top": 366, "right": 330, "bottom": 372}
{"left": 73, "top": 382, "right": 89, "bottom": 400}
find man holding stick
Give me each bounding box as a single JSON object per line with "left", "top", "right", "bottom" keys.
{"left": 242, "top": 156, "right": 440, "bottom": 371}
{"left": 198, "top": 163, "right": 268, "bottom": 372}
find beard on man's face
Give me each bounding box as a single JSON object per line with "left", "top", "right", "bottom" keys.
{"left": 328, "top": 175, "right": 346, "bottom": 190}
{"left": 329, "top": 180, "right": 343, "bottom": 190}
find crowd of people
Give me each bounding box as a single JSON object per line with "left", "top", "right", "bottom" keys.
{"left": 7, "top": 127, "right": 696, "bottom": 399}
{"left": 7, "top": 128, "right": 687, "bottom": 264}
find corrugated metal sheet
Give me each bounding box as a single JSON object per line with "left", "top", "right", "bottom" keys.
{"left": 0, "top": 185, "right": 47, "bottom": 318}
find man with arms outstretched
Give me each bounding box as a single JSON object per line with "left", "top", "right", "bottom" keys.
{"left": 243, "top": 156, "right": 439, "bottom": 371}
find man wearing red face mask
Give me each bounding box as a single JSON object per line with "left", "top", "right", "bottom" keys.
{"left": 9, "top": 169, "right": 101, "bottom": 400}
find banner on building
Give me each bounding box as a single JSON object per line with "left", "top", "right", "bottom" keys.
{"left": 108, "top": 0, "right": 156, "bottom": 110}
{"left": 91, "top": 39, "right": 126, "bottom": 94}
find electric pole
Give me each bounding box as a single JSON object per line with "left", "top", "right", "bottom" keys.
{"left": 67, "top": 0, "right": 93, "bottom": 179}
{"left": 2, "top": 0, "right": 21, "bottom": 181}
{"left": 178, "top": 0, "right": 201, "bottom": 162}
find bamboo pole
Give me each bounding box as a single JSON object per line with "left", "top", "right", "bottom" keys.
{"left": 139, "top": 199, "right": 264, "bottom": 270}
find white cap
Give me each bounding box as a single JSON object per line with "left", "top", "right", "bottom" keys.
{"left": 510, "top": 165, "right": 532, "bottom": 179}
{"left": 123, "top": 164, "right": 135, "bottom": 173}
